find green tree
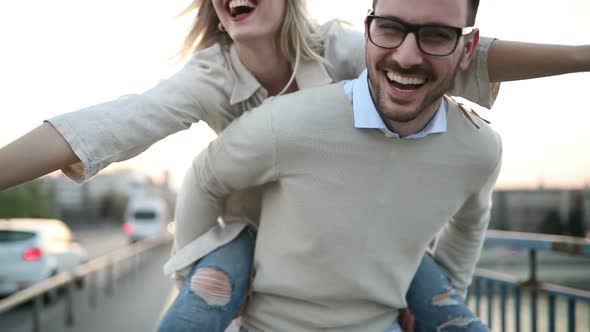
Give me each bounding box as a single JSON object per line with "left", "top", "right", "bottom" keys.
{"left": 0, "top": 179, "right": 55, "bottom": 219}
{"left": 99, "top": 192, "right": 129, "bottom": 222}
{"left": 539, "top": 210, "right": 564, "bottom": 235}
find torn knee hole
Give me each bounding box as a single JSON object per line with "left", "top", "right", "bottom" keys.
{"left": 190, "top": 267, "right": 232, "bottom": 306}
{"left": 438, "top": 317, "right": 479, "bottom": 330}
{"left": 432, "top": 290, "right": 460, "bottom": 306}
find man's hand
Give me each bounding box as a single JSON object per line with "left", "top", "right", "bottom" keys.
{"left": 399, "top": 308, "right": 415, "bottom": 332}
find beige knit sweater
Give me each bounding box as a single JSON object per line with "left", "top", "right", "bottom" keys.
{"left": 187, "top": 82, "right": 502, "bottom": 331}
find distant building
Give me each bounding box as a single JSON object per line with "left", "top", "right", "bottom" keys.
{"left": 490, "top": 188, "right": 588, "bottom": 236}
{"left": 583, "top": 188, "right": 590, "bottom": 238}
{"left": 50, "top": 170, "right": 173, "bottom": 224}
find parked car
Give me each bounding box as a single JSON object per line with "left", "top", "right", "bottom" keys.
{"left": 0, "top": 218, "right": 88, "bottom": 297}
{"left": 123, "top": 196, "right": 171, "bottom": 243}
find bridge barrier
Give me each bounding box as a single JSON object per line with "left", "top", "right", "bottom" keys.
{"left": 0, "top": 236, "right": 172, "bottom": 332}
{"left": 469, "top": 230, "right": 590, "bottom": 332}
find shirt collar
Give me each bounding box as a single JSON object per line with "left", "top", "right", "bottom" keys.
{"left": 348, "top": 70, "right": 447, "bottom": 139}
{"left": 229, "top": 44, "right": 333, "bottom": 105}
{"left": 229, "top": 44, "right": 262, "bottom": 105}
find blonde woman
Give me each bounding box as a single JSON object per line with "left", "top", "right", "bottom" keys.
{"left": 0, "top": 0, "right": 588, "bottom": 331}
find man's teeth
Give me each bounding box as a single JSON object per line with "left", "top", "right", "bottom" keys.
{"left": 386, "top": 72, "right": 426, "bottom": 85}
{"left": 229, "top": 0, "right": 256, "bottom": 10}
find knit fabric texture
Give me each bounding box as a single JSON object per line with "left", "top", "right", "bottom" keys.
{"left": 187, "top": 82, "right": 502, "bottom": 331}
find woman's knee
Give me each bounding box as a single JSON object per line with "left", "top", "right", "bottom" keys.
{"left": 190, "top": 229, "right": 255, "bottom": 306}
{"left": 407, "top": 254, "right": 490, "bottom": 332}
{"left": 190, "top": 267, "right": 233, "bottom": 306}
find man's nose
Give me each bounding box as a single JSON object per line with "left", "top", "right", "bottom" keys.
{"left": 392, "top": 33, "right": 424, "bottom": 69}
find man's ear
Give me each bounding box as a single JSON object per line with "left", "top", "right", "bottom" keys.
{"left": 459, "top": 29, "right": 480, "bottom": 71}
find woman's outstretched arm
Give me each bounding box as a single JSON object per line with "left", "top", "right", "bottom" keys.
{"left": 488, "top": 41, "right": 590, "bottom": 82}
{"left": 0, "top": 123, "right": 79, "bottom": 190}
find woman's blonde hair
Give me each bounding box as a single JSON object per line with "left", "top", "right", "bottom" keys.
{"left": 177, "top": 0, "right": 329, "bottom": 95}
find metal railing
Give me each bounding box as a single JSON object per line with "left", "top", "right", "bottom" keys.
{"left": 0, "top": 236, "right": 171, "bottom": 332}
{"left": 2, "top": 230, "right": 589, "bottom": 332}
{"left": 469, "top": 230, "right": 590, "bottom": 332}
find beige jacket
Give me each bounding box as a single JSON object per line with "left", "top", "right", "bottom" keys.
{"left": 46, "top": 23, "right": 497, "bottom": 277}
{"left": 48, "top": 24, "right": 495, "bottom": 184}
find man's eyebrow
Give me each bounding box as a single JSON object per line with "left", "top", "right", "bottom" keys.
{"left": 373, "top": 13, "right": 457, "bottom": 27}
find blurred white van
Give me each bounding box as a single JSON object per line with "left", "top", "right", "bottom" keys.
{"left": 123, "top": 197, "right": 170, "bottom": 243}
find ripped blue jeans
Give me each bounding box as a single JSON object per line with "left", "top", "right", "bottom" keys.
{"left": 407, "top": 255, "right": 490, "bottom": 332}
{"left": 157, "top": 230, "right": 489, "bottom": 332}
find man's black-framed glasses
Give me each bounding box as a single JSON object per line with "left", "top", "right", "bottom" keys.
{"left": 366, "top": 11, "right": 476, "bottom": 56}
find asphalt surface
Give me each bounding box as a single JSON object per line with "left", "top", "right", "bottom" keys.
{"left": 0, "top": 225, "right": 176, "bottom": 332}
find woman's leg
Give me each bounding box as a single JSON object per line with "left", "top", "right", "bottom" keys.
{"left": 405, "top": 254, "right": 490, "bottom": 332}
{"left": 157, "top": 229, "right": 255, "bottom": 332}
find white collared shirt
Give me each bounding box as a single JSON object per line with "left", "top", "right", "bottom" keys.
{"left": 344, "top": 70, "right": 447, "bottom": 139}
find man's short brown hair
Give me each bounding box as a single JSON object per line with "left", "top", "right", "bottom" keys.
{"left": 371, "top": 0, "right": 480, "bottom": 25}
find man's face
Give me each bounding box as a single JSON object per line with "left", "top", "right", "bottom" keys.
{"left": 366, "top": 0, "right": 478, "bottom": 128}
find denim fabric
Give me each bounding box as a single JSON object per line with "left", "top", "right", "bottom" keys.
{"left": 157, "top": 229, "right": 254, "bottom": 332}
{"left": 406, "top": 254, "right": 490, "bottom": 332}
{"left": 384, "top": 322, "right": 403, "bottom": 332}
{"left": 158, "top": 230, "right": 487, "bottom": 332}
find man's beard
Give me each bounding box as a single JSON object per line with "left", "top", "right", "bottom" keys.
{"left": 368, "top": 55, "right": 463, "bottom": 124}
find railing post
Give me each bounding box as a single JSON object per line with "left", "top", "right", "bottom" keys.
{"left": 568, "top": 298, "right": 576, "bottom": 332}
{"left": 475, "top": 278, "right": 481, "bottom": 316}
{"left": 89, "top": 271, "right": 97, "bottom": 308}
{"left": 528, "top": 249, "right": 537, "bottom": 283}
{"left": 500, "top": 284, "right": 507, "bottom": 332}
{"left": 106, "top": 262, "right": 114, "bottom": 296}
{"left": 527, "top": 249, "right": 538, "bottom": 332}
{"left": 32, "top": 296, "right": 42, "bottom": 332}
{"left": 486, "top": 280, "right": 494, "bottom": 329}
{"left": 514, "top": 287, "right": 521, "bottom": 332}
{"left": 530, "top": 288, "right": 538, "bottom": 332}
{"left": 65, "top": 281, "right": 75, "bottom": 327}
{"left": 548, "top": 294, "right": 556, "bottom": 332}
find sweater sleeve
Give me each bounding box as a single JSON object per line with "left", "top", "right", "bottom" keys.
{"left": 46, "top": 45, "right": 232, "bottom": 183}
{"left": 432, "top": 138, "right": 503, "bottom": 298}
{"left": 173, "top": 103, "right": 278, "bottom": 254}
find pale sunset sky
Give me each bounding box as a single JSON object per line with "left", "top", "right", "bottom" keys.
{"left": 0, "top": 0, "right": 588, "bottom": 190}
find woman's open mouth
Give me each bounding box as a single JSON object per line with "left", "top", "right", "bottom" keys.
{"left": 227, "top": 0, "right": 257, "bottom": 19}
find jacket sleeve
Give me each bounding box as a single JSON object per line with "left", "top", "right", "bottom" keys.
{"left": 46, "top": 46, "right": 232, "bottom": 183}
{"left": 449, "top": 37, "right": 499, "bottom": 109}
{"left": 431, "top": 137, "right": 503, "bottom": 298}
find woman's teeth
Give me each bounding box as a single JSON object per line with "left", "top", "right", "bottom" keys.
{"left": 229, "top": 0, "right": 257, "bottom": 17}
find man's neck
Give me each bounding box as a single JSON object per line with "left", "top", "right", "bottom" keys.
{"left": 384, "top": 99, "right": 444, "bottom": 138}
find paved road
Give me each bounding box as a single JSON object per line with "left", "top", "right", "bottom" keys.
{"left": 1, "top": 244, "right": 175, "bottom": 332}
{"left": 0, "top": 225, "right": 176, "bottom": 332}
